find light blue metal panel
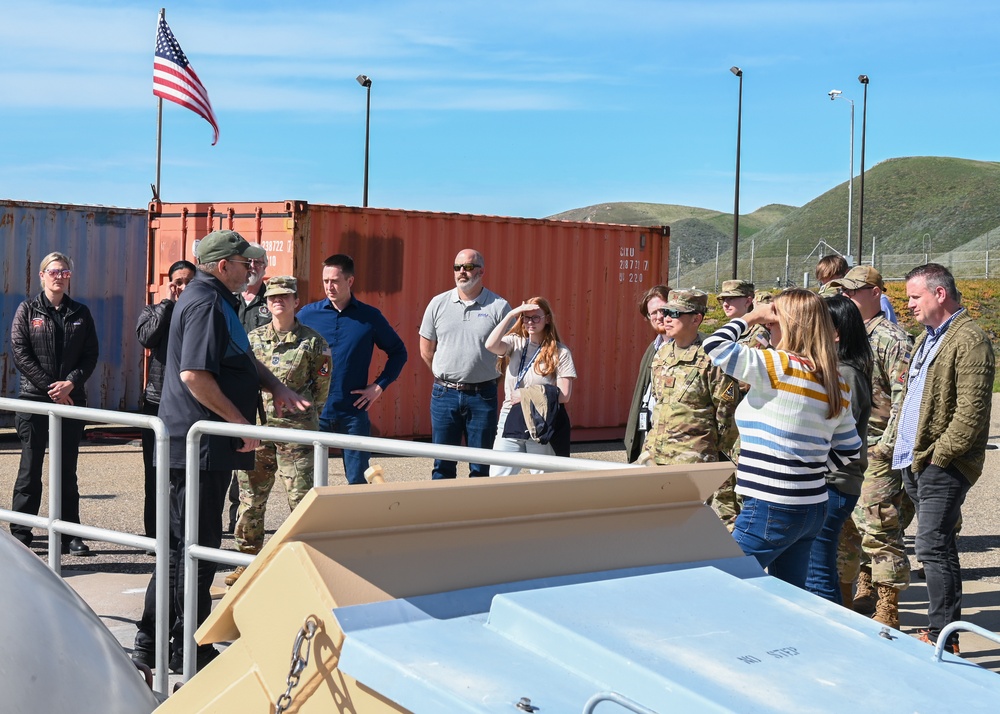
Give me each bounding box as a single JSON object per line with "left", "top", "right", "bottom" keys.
{"left": 0, "top": 200, "right": 148, "bottom": 424}
{"left": 334, "top": 560, "right": 1000, "bottom": 713}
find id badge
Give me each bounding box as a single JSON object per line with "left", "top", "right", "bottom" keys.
{"left": 638, "top": 410, "right": 650, "bottom": 432}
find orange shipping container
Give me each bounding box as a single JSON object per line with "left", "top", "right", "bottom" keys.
{"left": 147, "top": 201, "right": 669, "bottom": 442}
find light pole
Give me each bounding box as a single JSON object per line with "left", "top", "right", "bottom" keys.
{"left": 828, "top": 89, "right": 854, "bottom": 259}
{"left": 356, "top": 74, "right": 372, "bottom": 207}
{"left": 856, "top": 74, "right": 869, "bottom": 266}
{"left": 730, "top": 66, "right": 743, "bottom": 280}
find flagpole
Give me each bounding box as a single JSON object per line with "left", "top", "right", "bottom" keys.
{"left": 152, "top": 8, "right": 165, "bottom": 202}
{"left": 154, "top": 98, "right": 163, "bottom": 201}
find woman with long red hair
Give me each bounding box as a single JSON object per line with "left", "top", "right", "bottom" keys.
{"left": 485, "top": 297, "right": 576, "bottom": 475}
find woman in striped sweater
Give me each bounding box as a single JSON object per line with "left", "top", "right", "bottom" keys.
{"left": 702, "top": 288, "right": 862, "bottom": 588}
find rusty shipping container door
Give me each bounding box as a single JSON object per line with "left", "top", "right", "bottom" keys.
{"left": 0, "top": 200, "right": 149, "bottom": 427}
{"left": 149, "top": 201, "right": 669, "bottom": 442}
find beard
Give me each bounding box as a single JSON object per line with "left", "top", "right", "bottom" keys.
{"left": 457, "top": 272, "right": 482, "bottom": 293}
{"left": 247, "top": 271, "right": 263, "bottom": 287}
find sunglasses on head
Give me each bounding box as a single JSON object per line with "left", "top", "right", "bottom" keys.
{"left": 453, "top": 263, "right": 482, "bottom": 272}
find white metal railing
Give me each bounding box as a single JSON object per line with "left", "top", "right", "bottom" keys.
{"left": 180, "top": 419, "right": 637, "bottom": 679}
{"left": 0, "top": 397, "right": 173, "bottom": 694}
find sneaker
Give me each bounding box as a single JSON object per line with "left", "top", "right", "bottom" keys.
{"left": 131, "top": 648, "right": 156, "bottom": 669}
{"left": 169, "top": 646, "right": 219, "bottom": 674}
{"left": 916, "top": 629, "right": 960, "bottom": 655}
{"left": 224, "top": 566, "right": 246, "bottom": 587}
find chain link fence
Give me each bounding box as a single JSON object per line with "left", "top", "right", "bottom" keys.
{"left": 676, "top": 245, "right": 998, "bottom": 293}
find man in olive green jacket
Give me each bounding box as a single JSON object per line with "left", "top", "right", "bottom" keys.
{"left": 890, "top": 263, "right": 995, "bottom": 654}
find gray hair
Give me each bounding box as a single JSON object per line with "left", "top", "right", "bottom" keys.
{"left": 905, "top": 263, "right": 960, "bottom": 302}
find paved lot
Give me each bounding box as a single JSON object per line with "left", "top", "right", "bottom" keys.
{"left": 2, "top": 395, "right": 1000, "bottom": 681}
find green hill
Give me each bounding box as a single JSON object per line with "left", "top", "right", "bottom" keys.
{"left": 546, "top": 202, "right": 795, "bottom": 264}
{"left": 743, "top": 156, "right": 1000, "bottom": 259}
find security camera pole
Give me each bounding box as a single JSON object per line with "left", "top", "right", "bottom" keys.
{"left": 856, "top": 74, "right": 869, "bottom": 266}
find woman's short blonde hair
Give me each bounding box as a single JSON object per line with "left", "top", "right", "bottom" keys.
{"left": 39, "top": 252, "right": 74, "bottom": 272}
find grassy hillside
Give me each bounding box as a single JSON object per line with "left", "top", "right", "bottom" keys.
{"left": 547, "top": 202, "right": 795, "bottom": 263}
{"left": 741, "top": 157, "right": 1000, "bottom": 259}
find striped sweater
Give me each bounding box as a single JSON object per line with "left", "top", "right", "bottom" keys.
{"left": 703, "top": 319, "right": 862, "bottom": 505}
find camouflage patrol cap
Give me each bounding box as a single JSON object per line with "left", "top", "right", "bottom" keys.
{"left": 754, "top": 290, "right": 774, "bottom": 304}
{"left": 827, "top": 265, "right": 885, "bottom": 291}
{"left": 665, "top": 289, "right": 708, "bottom": 314}
{"left": 263, "top": 275, "right": 297, "bottom": 297}
{"left": 717, "top": 279, "right": 755, "bottom": 299}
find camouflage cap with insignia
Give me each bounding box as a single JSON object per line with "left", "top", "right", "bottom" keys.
{"left": 827, "top": 265, "right": 885, "bottom": 291}
{"left": 665, "top": 289, "right": 708, "bottom": 314}
{"left": 717, "top": 279, "right": 755, "bottom": 299}
{"left": 263, "top": 275, "right": 297, "bottom": 297}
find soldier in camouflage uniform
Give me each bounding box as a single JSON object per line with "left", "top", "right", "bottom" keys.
{"left": 227, "top": 276, "right": 331, "bottom": 585}
{"left": 643, "top": 290, "right": 740, "bottom": 479}
{"left": 829, "top": 266, "right": 912, "bottom": 627}
{"left": 709, "top": 281, "right": 767, "bottom": 529}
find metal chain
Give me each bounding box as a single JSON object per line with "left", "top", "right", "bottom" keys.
{"left": 274, "top": 615, "right": 320, "bottom": 714}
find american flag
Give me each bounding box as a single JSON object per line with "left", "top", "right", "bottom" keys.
{"left": 153, "top": 12, "right": 219, "bottom": 145}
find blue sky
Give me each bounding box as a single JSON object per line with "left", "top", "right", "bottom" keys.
{"left": 1, "top": 1, "right": 998, "bottom": 218}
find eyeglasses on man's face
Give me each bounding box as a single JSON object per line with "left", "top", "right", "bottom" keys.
{"left": 227, "top": 258, "right": 254, "bottom": 270}
{"left": 837, "top": 285, "right": 874, "bottom": 296}
{"left": 43, "top": 269, "right": 73, "bottom": 279}
{"left": 453, "top": 263, "right": 482, "bottom": 272}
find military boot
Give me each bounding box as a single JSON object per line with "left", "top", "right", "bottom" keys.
{"left": 872, "top": 584, "right": 899, "bottom": 629}
{"left": 839, "top": 581, "right": 854, "bottom": 608}
{"left": 852, "top": 570, "right": 876, "bottom": 616}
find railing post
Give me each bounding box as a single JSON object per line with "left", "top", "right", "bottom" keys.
{"left": 48, "top": 411, "right": 63, "bottom": 575}
{"left": 154, "top": 418, "right": 171, "bottom": 693}
{"left": 313, "top": 441, "right": 329, "bottom": 487}
{"left": 183, "top": 425, "right": 202, "bottom": 680}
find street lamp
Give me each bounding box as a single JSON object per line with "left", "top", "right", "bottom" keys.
{"left": 828, "top": 89, "right": 854, "bottom": 259}
{"left": 730, "top": 66, "right": 743, "bottom": 280}
{"left": 856, "top": 74, "right": 869, "bottom": 265}
{"left": 356, "top": 74, "right": 372, "bottom": 207}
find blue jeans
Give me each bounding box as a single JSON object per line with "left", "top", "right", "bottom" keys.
{"left": 902, "top": 463, "right": 970, "bottom": 646}
{"left": 805, "top": 485, "right": 860, "bottom": 603}
{"left": 320, "top": 409, "right": 371, "bottom": 485}
{"left": 733, "top": 496, "right": 828, "bottom": 589}
{"left": 430, "top": 382, "right": 498, "bottom": 479}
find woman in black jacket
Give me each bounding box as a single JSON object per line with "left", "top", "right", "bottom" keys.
{"left": 136, "top": 259, "right": 196, "bottom": 538}
{"left": 10, "top": 252, "right": 99, "bottom": 554}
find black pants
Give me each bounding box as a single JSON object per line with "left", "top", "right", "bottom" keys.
{"left": 10, "top": 410, "right": 85, "bottom": 545}
{"left": 902, "top": 463, "right": 971, "bottom": 647}
{"left": 134, "top": 468, "right": 228, "bottom": 657}
{"left": 139, "top": 399, "right": 159, "bottom": 538}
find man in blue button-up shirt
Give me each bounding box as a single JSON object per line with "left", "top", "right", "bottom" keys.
{"left": 298, "top": 254, "right": 407, "bottom": 484}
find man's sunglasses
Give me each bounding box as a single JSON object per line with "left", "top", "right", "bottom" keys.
{"left": 453, "top": 263, "right": 482, "bottom": 272}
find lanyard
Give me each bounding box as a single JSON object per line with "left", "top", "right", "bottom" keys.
{"left": 515, "top": 342, "right": 541, "bottom": 388}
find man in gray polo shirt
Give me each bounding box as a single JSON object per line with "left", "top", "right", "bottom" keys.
{"left": 419, "top": 248, "right": 510, "bottom": 479}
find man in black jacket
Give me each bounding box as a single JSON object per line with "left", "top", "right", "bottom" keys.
{"left": 10, "top": 251, "right": 99, "bottom": 555}
{"left": 136, "top": 259, "right": 196, "bottom": 539}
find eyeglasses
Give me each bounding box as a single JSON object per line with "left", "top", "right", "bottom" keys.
{"left": 453, "top": 263, "right": 482, "bottom": 272}
{"left": 227, "top": 258, "right": 254, "bottom": 270}
{"left": 653, "top": 307, "right": 696, "bottom": 319}
{"left": 522, "top": 315, "right": 544, "bottom": 324}
{"left": 250, "top": 258, "right": 267, "bottom": 268}
{"left": 43, "top": 269, "right": 72, "bottom": 279}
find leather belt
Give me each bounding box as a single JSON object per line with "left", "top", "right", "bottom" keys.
{"left": 434, "top": 378, "right": 494, "bottom": 393}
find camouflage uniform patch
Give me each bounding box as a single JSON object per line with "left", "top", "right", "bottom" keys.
{"left": 837, "top": 314, "right": 913, "bottom": 588}
{"left": 232, "top": 320, "right": 332, "bottom": 554}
